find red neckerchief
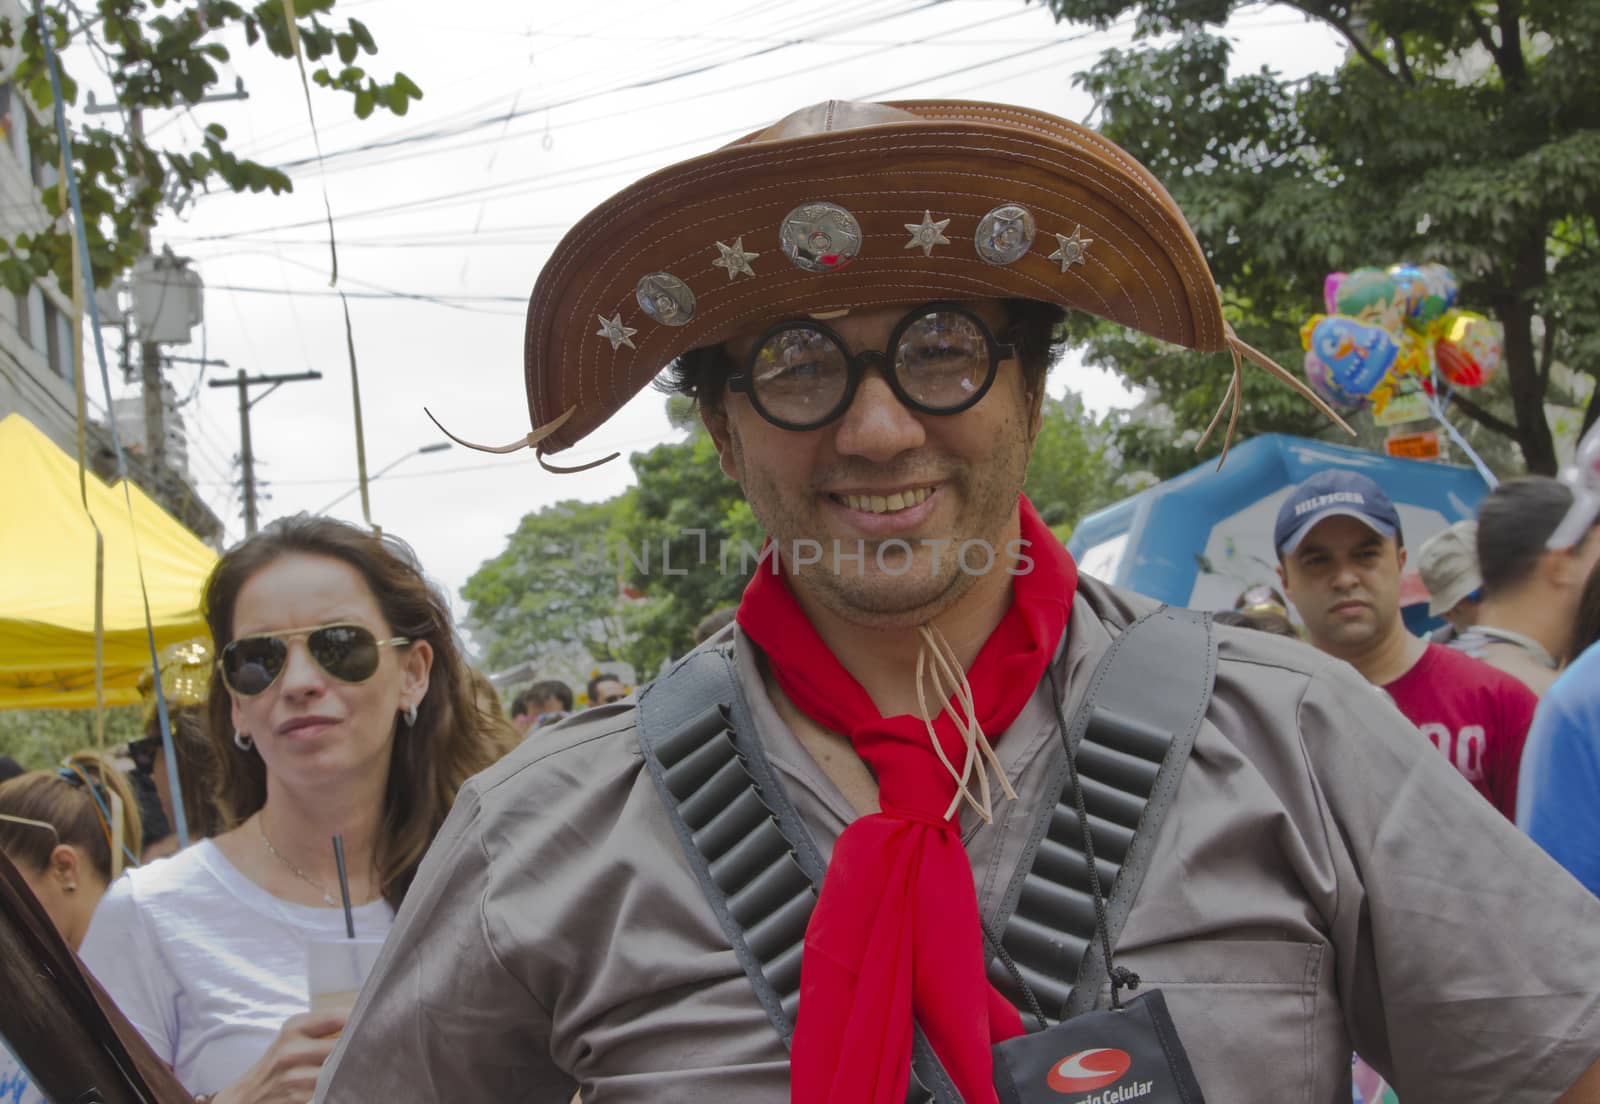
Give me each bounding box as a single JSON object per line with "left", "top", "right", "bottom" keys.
{"left": 736, "top": 496, "right": 1079, "bottom": 1104}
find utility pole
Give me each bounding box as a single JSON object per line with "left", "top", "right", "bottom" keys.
{"left": 208, "top": 369, "right": 322, "bottom": 535}
{"left": 87, "top": 83, "right": 247, "bottom": 480}
{"left": 128, "top": 110, "right": 168, "bottom": 472}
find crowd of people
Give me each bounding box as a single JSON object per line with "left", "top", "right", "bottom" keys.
{"left": 2, "top": 96, "right": 1599, "bottom": 1104}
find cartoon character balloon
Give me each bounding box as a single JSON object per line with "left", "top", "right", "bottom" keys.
{"left": 1413, "top": 263, "right": 1459, "bottom": 327}
{"left": 1388, "top": 265, "right": 1427, "bottom": 324}
{"left": 1307, "top": 315, "right": 1400, "bottom": 397}
{"left": 1303, "top": 348, "right": 1368, "bottom": 413}
{"left": 1334, "top": 268, "right": 1407, "bottom": 334}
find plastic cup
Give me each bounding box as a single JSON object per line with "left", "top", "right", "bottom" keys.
{"left": 307, "top": 937, "right": 386, "bottom": 1016}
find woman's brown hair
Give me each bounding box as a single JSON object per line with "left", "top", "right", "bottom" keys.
{"left": 142, "top": 705, "right": 226, "bottom": 841}
{"left": 0, "top": 751, "right": 143, "bottom": 884}
{"left": 202, "top": 514, "right": 511, "bottom": 909}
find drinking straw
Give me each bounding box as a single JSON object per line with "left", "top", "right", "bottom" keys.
{"left": 332, "top": 835, "right": 355, "bottom": 939}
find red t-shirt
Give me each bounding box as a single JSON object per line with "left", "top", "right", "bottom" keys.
{"left": 1383, "top": 642, "right": 1538, "bottom": 820}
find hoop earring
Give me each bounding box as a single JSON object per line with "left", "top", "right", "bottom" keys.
{"left": 402, "top": 704, "right": 418, "bottom": 728}
{"left": 233, "top": 730, "right": 254, "bottom": 752}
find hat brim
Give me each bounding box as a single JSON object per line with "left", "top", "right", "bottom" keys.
{"left": 1426, "top": 576, "right": 1480, "bottom": 618}
{"left": 1278, "top": 508, "right": 1398, "bottom": 556}
{"left": 524, "top": 101, "right": 1228, "bottom": 456}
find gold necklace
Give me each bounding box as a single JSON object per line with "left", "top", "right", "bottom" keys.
{"left": 256, "top": 814, "right": 338, "bottom": 907}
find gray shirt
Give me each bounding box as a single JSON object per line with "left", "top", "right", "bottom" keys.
{"left": 317, "top": 578, "right": 1600, "bottom": 1102}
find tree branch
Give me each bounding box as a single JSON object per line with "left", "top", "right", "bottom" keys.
{"left": 1497, "top": 0, "right": 1527, "bottom": 90}
{"left": 1334, "top": 20, "right": 1404, "bottom": 83}
{"left": 1392, "top": 33, "right": 1415, "bottom": 85}
{"left": 1465, "top": 8, "right": 1505, "bottom": 70}
{"left": 1449, "top": 392, "right": 1520, "bottom": 438}
{"left": 1539, "top": 314, "right": 1555, "bottom": 388}
{"left": 1280, "top": 0, "right": 1403, "bottom": 84}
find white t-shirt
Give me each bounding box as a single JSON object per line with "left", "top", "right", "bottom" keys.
{"left": 80, "top": 840, "right": 393, "bottom": 1096}
{"left": 0, "top": 1048, "right": 48, "bottom": 1104}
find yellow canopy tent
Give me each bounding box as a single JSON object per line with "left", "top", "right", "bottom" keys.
{"left": 0, "top": 413, "right": 218, "bottom": 709}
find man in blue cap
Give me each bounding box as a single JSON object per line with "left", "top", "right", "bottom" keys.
{"left": 1274, "top": 470, "right": 1536, "bottom": 819}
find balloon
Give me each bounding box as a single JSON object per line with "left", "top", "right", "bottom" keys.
{"left": 1335, "top": 267, "right": 1406, "bottom": 333}
{"left": 1323, "top": 272, "right": 1348, "bottom": 315}
{"left": 1300, "top": 313, "right": 1325, "bottom": 351}
{"left": 1413, "top": 263, "right": 1459, "bottom": 326}
{"left": 1391, "top": 329, "right": 1431, "bottom": 378}
{"left": 1310, "top": 315, "right": 1400, "bottom": 397}
{"left": 1304, "top": 348, "right": 1367, "bottom": 413}
{"left": 1388, "top": 264, "right": 1427, "bottom": 323}
{"left": 1434, "top": 310, "right": 1502, "bottom": 388}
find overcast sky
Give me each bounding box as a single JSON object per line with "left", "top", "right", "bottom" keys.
{"left": 77, "top": 0, "right": 1345, "bottom": 639}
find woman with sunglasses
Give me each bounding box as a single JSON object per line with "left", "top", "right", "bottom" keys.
{"left": 0, "top": 752, "right": 143, "bottom": 1104}
{"left": 80, "top": 514, "right": 510, "bottom": 1104}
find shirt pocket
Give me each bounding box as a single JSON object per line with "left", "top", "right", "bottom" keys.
{"left": 1107, "top": 939, "right": 1334, "bottom": 1104}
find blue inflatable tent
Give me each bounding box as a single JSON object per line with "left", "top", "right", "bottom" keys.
{"left": 1067, "top": 434, "right": 1491, "bottom": 629}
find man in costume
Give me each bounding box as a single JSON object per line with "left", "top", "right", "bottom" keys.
{"left": 317, "top": 101, "right": 1600, "bottom": 1103}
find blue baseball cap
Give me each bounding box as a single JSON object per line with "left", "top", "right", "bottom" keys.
{"left": 1274, "top": 470, "right": 1402, "bottom": 556}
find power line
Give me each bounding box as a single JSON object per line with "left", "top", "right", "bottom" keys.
{"left": 240, "top": 0, "right": 928, "bottom": 165}
{"left": 269, "top": 1, "right": 1048, "bottom": 185}
{"left": 205, "top": 283, "right": 524, "bottom": 314}
{"left": 176, "top": 5, "right": 1073, "bottom": 245}
{"left": 261, "top": 0, "right": 948, "bottom": 174}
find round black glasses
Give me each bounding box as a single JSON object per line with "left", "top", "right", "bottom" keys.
{"left": 725, "top": 302, "right": 1015, "bottom": 431}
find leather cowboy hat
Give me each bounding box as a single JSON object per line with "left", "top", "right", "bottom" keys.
{"left": 458, "top": 99, "right": 1344, "bottom": 468}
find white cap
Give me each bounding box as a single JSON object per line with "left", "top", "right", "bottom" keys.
{"left": 1547, "top": 421, "right": 1600, "bottom": 550}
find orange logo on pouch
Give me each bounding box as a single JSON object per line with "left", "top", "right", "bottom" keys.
{"left": 1046, "top": 1047, "right": 1132, "bottom": 1093}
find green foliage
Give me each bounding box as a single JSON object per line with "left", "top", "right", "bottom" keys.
{"left": 1046, "top": 0, "right": 1600, "bottom": 473}
{"left": 0, "top": 707, "right": 143, "bottom": 770}
{"left": 461, "top": 497, "right": 633, "bottom": 674}
{"left": 0, "top": 0, "right": 423, "bottom": 294}
{"left": 615, "top": 429, "right": 755, "bottom": 678}
{"left": 462, "top": 427, "right": 751, "bottom": 682}
{"left": 1023, "top": 392, "right": 1125, "bottom": 531}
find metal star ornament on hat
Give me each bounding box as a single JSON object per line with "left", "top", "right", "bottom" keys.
{"left": 433, "top": 99, "right": 1350, "bottom": 467}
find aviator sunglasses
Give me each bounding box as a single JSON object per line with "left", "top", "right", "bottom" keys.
{"left": 726, "top": 301, "right": 1015, "bottom": 431}
{"left": 219, "top": 623, "right": 410, "bottom": 697}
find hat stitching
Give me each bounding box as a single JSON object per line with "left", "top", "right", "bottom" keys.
{"left": 556, "top": 211, "right": 1149, "bottom": 430}
{"left": 536, "top": 185, "right": 1188, "bottom": 431}
{"left": 546, "top": 143, "right": 1187, "bottom": 349}
{"left": 597, "top": 216, "right": 1127, "bottom": 342}
{"left": 615, "top": 183, "right": 1155, "bottom": 331}
{"left": 535, "top": 128, "right": 1202, "bottom": 346}
{"left": 529, "top": 119, "right": 1218, "bottom": 442}
{"left": 557, "top": 169, "right": 1171, "bottom": 419}
{"left": 903, "top": 103, "right": 1192, "bottom": 228}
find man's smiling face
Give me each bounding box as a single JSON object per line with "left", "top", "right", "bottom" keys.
{"left": 705, "top": 300, "right": 1040, "bottom": 629}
